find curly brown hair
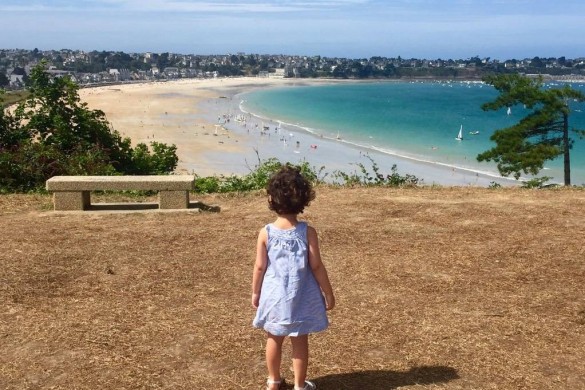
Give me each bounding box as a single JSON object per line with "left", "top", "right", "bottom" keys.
{"left": 267, "top": 166, "right": 315, "bottom": 215}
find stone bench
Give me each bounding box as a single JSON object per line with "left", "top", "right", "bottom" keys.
{"left": 46, "top": 175, "right": 194, "bottom": 211}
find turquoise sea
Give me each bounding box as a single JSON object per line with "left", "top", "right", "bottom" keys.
{"left": 241, "top": 81, "right": 585, "bottom": 185}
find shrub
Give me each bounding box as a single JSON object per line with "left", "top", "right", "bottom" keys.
{"left": 193, "top": 154, "right": 418, "bottom": 194}
{"left": 521, "top": 176, "right": 552, "bottom": 189}
{"left": 194, "top": 157, "right": 326, "bottom": 194}
{"left": 332, "top": 154, "right": 420, "bottom": 187}
{"left": 0, "top": 63, "right": 179, "bottom": 192}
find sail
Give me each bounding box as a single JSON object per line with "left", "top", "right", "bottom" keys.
{"left": 456, "top": 125, "right": 463, "bottom": 140}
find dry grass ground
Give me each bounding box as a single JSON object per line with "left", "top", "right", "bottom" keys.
{"left": 1, "top": 187, "right": 584, "bottom": 390}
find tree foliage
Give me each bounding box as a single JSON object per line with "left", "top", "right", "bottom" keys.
{"left": 477, "top": 74, "right": 585, "bottom": 185}
{"left": 0, "top": 62, "right": 179, "bottom": 192}
{"left": 0, "top": 72, "right": 8, "bottom": 87}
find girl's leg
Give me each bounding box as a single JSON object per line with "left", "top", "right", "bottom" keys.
{"left": 266, "top": 333, "right": 285, "bottom": 389}
{"left": 290, "top": 334, "right": 309, "bottom": 389}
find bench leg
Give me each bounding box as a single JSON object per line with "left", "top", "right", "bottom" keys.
{"left": 159, "top": 191, "right": 189, "bottom": 209}
{"left": 53, "top": 191, "right": 91, "bottom": 211}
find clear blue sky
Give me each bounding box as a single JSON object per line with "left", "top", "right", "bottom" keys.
{"left": 2, "top": 0, "right": 583, "bottom": 60}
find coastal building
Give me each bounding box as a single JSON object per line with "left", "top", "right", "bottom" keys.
{"left": 108, "top": 68, "right": 131, "bottom": 81}
{"left": 9, "top": 73, "right": 24, "bottom": 88}
{"left": 271, "top": 69, "right": 285, "bottom": 78}
{"left": 163, "top": 67, "right": 180, "bottom": 78}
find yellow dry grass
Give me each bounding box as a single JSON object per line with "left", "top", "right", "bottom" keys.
{"left": 1, "top": 187, "right": 584, "bottom": 389}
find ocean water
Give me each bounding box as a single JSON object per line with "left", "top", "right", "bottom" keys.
{"left": 241, "top": 81, "right": 585, "bottom": 185}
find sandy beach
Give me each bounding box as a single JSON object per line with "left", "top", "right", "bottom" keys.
{"left": 80, "top": 77, "right": 311, "bottom": 176}
{"left": 80, "top": 78, "right": 518, "bottom": 186}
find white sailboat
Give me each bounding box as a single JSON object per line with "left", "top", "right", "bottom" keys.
{"left": 507, "top": 107, "right": 512, "bottom": 115}
{"left": 455, "top": 125, "right": 463, "bottom": 141}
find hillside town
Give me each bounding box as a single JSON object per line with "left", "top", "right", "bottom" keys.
{"left": 2, "top": 48, "right": 585, "bottom": 89}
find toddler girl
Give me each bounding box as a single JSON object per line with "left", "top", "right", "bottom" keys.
{"left": 252, "top": 166, "right": 335, "bottom": 390}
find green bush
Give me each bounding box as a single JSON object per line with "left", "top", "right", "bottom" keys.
{"left": 521, "top": 176, "right": 552, "bottom": 189}
{"left": 194, "top": 157, "right": 326, "bottom": 194}
{"left": 193, "top": 154, "right": 419, "bottom": 194}
{"left": 0, "top": 63, "right": 179, "bottom": 192}
{"left": 332, "top": 154, "right": 420, "bottom": 187}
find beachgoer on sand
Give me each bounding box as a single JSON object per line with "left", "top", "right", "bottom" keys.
{"left": 252, "top": 166, "right": 335, "bottom": 390}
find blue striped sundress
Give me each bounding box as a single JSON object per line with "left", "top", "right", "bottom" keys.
{"left": 253, "top": 222, "right": 328, "bottom": 336}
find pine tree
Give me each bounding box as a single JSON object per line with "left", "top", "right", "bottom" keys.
{"left": 478, "top": 74, "right": 585, "bottom": 185}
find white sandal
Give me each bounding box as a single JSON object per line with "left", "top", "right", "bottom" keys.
{"left": 295, "top": 380, "right": 316, "bottom": 390}
{"left": 266, "top": 377, "right": 286, "bottom": 389}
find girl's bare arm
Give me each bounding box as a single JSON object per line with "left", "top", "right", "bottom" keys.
{"left": 307, "top": 226, "right": 335, "bottom": 310}
{"left": 251, "top": 227, "right": 268, "bottom": 308}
